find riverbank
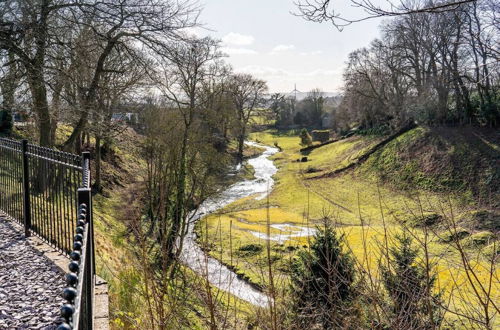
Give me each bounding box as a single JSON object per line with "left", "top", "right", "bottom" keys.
{"left": 183, "top": 142, "right": 280, "bottom": 306}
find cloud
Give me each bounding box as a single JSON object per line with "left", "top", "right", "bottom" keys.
{"left": 232, "top": 65, "right": 344, "bottom": 92}
{"left": 304, "top": 68, "right": 343, "bottom": 77}
{"left": 233, "top": 66, "right": 343, "bottom": 80}
{"left": 270, "top": 44, "right": 296, "bottom": 54}
{"left": 299, "top": 50, "right": 323, "bottom": 56}
{"left": 221, "top": 47, "right": 258, "bottom": 55}
{"left": 235, "top": 65, "right": 289, "bottom": 77}
{"left": 222, "top": 32, "right": 255, "bottom": 46}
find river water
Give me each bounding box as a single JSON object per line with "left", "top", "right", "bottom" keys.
{"left": 180, "top": 141, "right": 279, "bottom": 307}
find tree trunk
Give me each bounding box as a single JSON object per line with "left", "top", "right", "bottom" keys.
{"left": 27, "top": 68, "right": 52, "bottom": 147}
{"left": 0, "top": 51, "right": 17, "bottom": 135}
{"left": 63, "top": 110, "right": 88, "bottom": 152}
{"left": 165, "top": 125, "right": 189, "bottom": 279}
{"left": 237, "top": 126, "right": 246, "bottom": 161}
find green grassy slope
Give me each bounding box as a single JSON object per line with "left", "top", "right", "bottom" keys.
{"left": 361, "top": 126, "right": 500, "bottom": 203}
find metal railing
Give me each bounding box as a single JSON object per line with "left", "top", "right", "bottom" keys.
{"left": 0, "top": 138, "right": 95, "bottom": 330}
{"left": 0, "top": 138, "right": 83, "bottom": 253}
{"left": 59, "top": 153, "right": 94, "bottom": 330}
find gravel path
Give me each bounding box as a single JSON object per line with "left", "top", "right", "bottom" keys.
{"left": 0, "top": 218, "right": 65, "bottom": 329}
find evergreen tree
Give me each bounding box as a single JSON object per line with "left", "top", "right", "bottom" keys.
{"left": 381, "top": 233, "right": 442, "bottom": 329}
{"left": 299, "top": 128, "right": 312, "bottom": 147}
{"left": 290, "top": 219, "right": 357, "bottom": 328}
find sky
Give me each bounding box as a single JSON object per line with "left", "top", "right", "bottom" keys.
{"left": 196, "top": 0, "right": 385, "bottom": 93}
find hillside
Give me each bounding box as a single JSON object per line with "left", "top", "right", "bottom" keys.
{"left": 360, "top": 127, "right": 500, "bottom": 205}
{"left": 305, "top": 126, "right": 500, "bottom": 235}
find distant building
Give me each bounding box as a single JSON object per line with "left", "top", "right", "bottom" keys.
{"left": 111, "top": 113, "right": 138, "bottom": 124}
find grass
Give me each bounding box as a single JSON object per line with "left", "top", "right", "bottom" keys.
{"left": 301, "top": 135, "right": 383, "bottom": 178}
{"left": 198, "top": 128, "right": 499, "bottom": 326}
{"left": 361, "top": 126, "right": 500, "bottom": 201}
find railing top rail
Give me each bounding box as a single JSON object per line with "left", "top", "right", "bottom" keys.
{"left": 81, "top": 152, "right": 90, "bottom": 189}
{"left": 0, "top": 138, "right": 83, "bottom": 167}
{"left": 61, "top": 203, "right": 90, "bottom": 329}
{"left": 0, "top": 138, "right": 22, "bottom": 151}
{"left": 27, "top": 143, "right": 82, "bottom": 168}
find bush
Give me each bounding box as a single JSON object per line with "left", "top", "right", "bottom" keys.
{"left": 305, "top": 166, "right": 320, "bottom": 173}
{"left": 290, "top": 219, "right": 357, "bottom": 328}
{"left": 299, "top": 128, "right": 312, "bottom": 147}
{"left": 407, "top": 213, "right": 442, "bottom": 227}
{"left": 0, "top": 110, "right": 13, "bottom": 135}
{"left": 439, "top": 227, "right": 470, "bottom": 243}
{"left": 237, "top": 243, "right": 263, "bottom": 256}
{"left": 357, "top": 124, "right": 390, "bottom": 136}
{"left": 463, "top": 210, "right": 500, "bottom": 232}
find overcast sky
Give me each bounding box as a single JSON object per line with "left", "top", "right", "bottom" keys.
{"left": 196, "top": 0, "right": 384, "bottom": 93}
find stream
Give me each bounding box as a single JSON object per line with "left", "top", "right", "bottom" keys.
{"left": 180, "top": 141, "right": 278, "bottom": 307}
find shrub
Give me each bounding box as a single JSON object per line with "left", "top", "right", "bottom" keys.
{"left": 237, "top": 243, "right": 263, "bottom": 256}
{"left": 290, "top": 219, "right": 357, "bottom": 328}
{"left": 381, "top": 233, "right": 443, "bottom": 329}
{"left": 0, "top": 110, "right": 13, "bottom": 135}
{"left": 407, "top": 213, "right": 442, "bottom": 227}
{"left": 305, "top": 166, "right": 319, "bottom": 173}
{"left": 299, "top": 128, "right": 312, "bottom": 147}
{"left": 439, "top": 227, "right": 470, "bottom": 243}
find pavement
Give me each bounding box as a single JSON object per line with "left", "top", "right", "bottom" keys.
{"left": 0, "top": 217, "right": 65, "bottom": 329}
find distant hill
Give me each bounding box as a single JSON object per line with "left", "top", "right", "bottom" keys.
{"left": 266, "top": 91, "right": 340, "bottom": 101}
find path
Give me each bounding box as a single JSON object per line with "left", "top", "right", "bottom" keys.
{"left": 0, "top": 217, "right": 65, "bottom": 329}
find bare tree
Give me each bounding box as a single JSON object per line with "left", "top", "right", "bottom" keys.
{"left": 148, "top": 36, "right": 225, "bottom": 276}
{"left": 62, "top": 0, "right": 200, "bottom": 151}
{"left": 89, "top": 45, "right": 147, "bottom": 191}
{"left": 333, "top": 1, "right": 499, "bottom": 130}
{"left": 294, "top": 0, "right": 476, "bottom": 30}
{"left": 0, "top": 0, "right": 199, "bottom": 147}
{"left": 227, "top": 73, "right": 268, "bottom": 160}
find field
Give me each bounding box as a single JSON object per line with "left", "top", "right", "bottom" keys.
{"left": 198, "top": 127, "right": 499, "bottom": 326}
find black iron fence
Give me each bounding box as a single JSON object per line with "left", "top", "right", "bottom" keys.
{"left": 0, "top": 138, "right": 83, "bottom": 253}
{"left": 59, "top": 154, "right": 94, "bottom": 330}
{"left": 0, "top": 138, "right": 95, "bottom": 330}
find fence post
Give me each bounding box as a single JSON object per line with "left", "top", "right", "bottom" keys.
{"left": 21, "top": 139, "right": 31, "bottom": 237}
